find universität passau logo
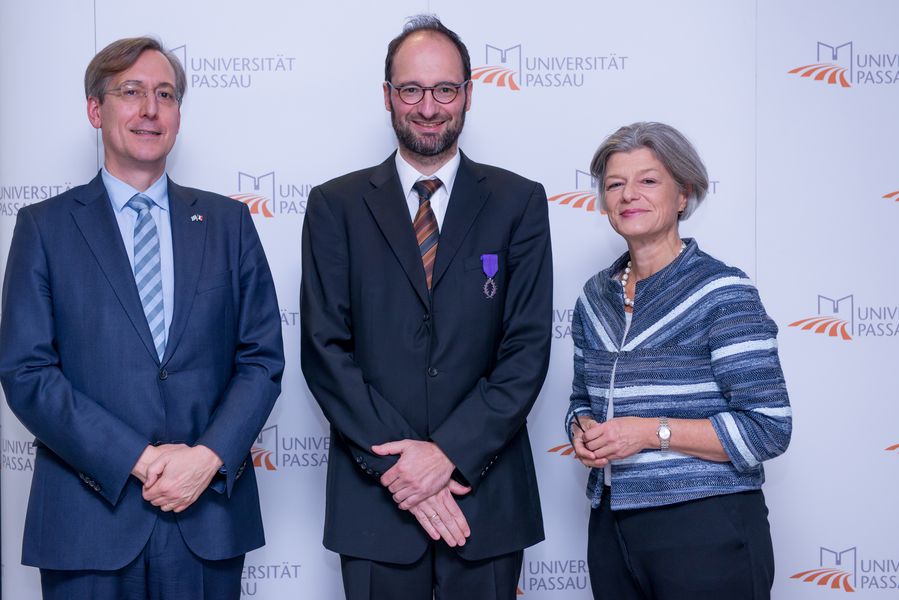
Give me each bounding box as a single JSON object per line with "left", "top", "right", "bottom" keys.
{"left": 789, "top": 294, "right": 899, "bottom": 341}
{"left": 548, "top": 170, "right": 603, "bottom": 213}
{"left": 518, "top": 550, "right": 589, "bottom": 593}
{"left": 472, "top": 43, "right": 627, "bottom": 91}
{"left": 170, "top": 44, "right": 295, "bottom": 89}
{"left": 228, "top": 171, "right": 310, "bottom": 218}
{"left": 251, "top": 423, "right": 329, "bottom": 471}
{"left": 1, "top": 432, "right": 35, "bottom": 473}
{"left": 791, "top": 547, "right": 857, "bottom": 592}
{"left": 790, "top": 546, "right": 899, "bottom": 592}
{"left": 788, "top": 41, "right": 899, "bottom": 88}
{"left": 0, "top": 182, "right": 73, "bottom": 217}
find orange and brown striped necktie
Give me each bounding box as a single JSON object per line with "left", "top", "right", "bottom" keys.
{"left": 412, "top": 178, "right": 442, "bottom": 289}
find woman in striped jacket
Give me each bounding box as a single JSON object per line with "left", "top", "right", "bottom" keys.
{"left": 567, "top": 122, "right": 791, "bottom": 600}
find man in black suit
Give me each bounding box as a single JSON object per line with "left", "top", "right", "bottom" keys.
{"left": 301, "top": 15, "right": 551, "bottom": 599}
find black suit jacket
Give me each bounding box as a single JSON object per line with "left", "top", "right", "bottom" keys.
{"left": 301, "top": 152, "right": 551, "bottom": 563}
{"left": 0, "top": 173, "right": 284, "bottom": 569}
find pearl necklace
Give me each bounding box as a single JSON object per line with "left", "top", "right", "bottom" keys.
{"left": 620, "top": 242, "right": 687, "bottom": 308}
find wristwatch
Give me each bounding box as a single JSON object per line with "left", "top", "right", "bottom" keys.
{"left": 657, "top": 417, "right": 671, "bottom": 451}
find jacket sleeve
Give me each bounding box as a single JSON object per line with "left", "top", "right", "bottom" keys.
{"left": 429, "top": 182, "right": 553, "bottom": 490}
{"left": 196, "top": 203, "right": 285, "bottom": 496}
{"left": 0, "top": 208, "right": 148, "bottom": 506}
{"left": 565, "top": 300, "right": 593, "bottom": 442}
{"left": 300, "top": 186, "right": 423, "bottom": 476}
{"left": 707, "top": 284, "right": 792, "bottom": 472}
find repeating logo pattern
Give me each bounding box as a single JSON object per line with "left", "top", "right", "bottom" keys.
{"left": 789, "top": 42, "right": 853, "bottom": 88}
{"left": 791, "top": 547, "right": 857, "bottom": 593}
{"left": 473, "top": 43, "right": 627, "bottom": 91}
{"left": 548, "top": 442, "right": 576, "bottom": 457}
{"left": 884, "top": 190, "right": 899, "bottom": 202}
{"left": 472, "top": 44, "right": 522, "bottom": 91}
{"left": 789, "top": 295, "right": 854, "bottom": 341}
{"left": 548, "top": 170, "right": 603, "bottom": 213}
{"left": 788, "top": 40, "right": 899, "bottom": 88}
{"left": 231, "top": 171, "right": 275, "bottom": 218}
{"left": 229, "top": 171, "right": 310, "bottom": 218}
{"left": 251, "top": 424, "right": 279, "bottom": 470}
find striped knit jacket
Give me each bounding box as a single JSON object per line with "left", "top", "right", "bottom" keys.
{"left": 566, "top": 239, "right": 791, "bottom": 510}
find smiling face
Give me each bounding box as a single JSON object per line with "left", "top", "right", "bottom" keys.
{"left": 603, "top": 147, "right": 687, "bottom": 246}
{"left": 87, "top": 49, "right": 180, "bottom": 189}
{"left": 383, "top": 31, "right": 471, "bottom": 173}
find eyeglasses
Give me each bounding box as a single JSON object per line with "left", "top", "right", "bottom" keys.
{"left": 104, "top": 82, "right": 180, "bottom": 106}
{"left": 387, "top": 81, "right": 469, "bottom": 105}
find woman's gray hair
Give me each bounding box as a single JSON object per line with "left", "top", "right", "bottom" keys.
{"left": 590, "top": 122, "right": 709, "bottom": 220}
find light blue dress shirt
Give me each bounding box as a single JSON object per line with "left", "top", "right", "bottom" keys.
{"left": 102, "top": 169, "right": 174, "bottom": 350}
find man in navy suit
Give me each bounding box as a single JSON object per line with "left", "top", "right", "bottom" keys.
{"left": 0, "top": 37, "right": 284, "bottom": 599}
{"left": 301, "top": 16, "right": 551, "bottom": 599}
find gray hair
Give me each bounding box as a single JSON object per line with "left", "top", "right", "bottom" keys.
{"left": 590, "top": 122, "right": 709, "bottom": 220}
{"left": 85, "top": 36, "right": 187, "bottom": 104}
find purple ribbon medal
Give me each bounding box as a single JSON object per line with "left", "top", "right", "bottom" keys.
{"left": 480, "top": 254, "right": 498, "bottom": 299}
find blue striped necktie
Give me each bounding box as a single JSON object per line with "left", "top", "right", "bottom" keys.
{"left": 127, "top": 194, "right": 166, "bottom": 360}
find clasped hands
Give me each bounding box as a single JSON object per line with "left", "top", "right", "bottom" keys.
{"left": 570, "top": 416, "right": 654, "bottom": 468}
{"left": 131, "top": 444, "right": 223, "bottom": 513}
{"left": 371, "top": 440, "right": 471, "bottom": 548}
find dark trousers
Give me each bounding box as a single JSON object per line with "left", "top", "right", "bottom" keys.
{"left": 588, "top": 488, "right": 774, "bottom": 600}
{"left": 40, "top": 512, "right": 245, "bottom": 600}
{"left": 340, "top": 542, "right": 523, "bottom": 600}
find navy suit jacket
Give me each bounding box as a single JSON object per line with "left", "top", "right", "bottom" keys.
{"left": 0, "top": 173, "right": 284, "bottom": 570}
{"left": 301, "top": 153, "right": 550, "bottom": 563}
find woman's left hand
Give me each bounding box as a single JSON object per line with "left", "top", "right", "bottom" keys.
{"left": 582, "top": 417, "right": 654, "bottom": 462}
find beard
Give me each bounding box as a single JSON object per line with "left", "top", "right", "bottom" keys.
{"left": 390, "top": 102, "right": 466, "bottom": 160}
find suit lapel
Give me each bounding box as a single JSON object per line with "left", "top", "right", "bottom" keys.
{"left": 163, "top": 178, "right": 207, "bottom": 365}
{"left": 431, "top": 153, "right": 490, "bottom": 289}
{"left": 363, "top": 155, "right": 430, "bottom": 307}
{"left": 71, "top": 173, "right": 161, "bottom": 363}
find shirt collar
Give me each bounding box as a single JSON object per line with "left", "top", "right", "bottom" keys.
{"left": 102, "top": 168, "right": 170, "bottom": 213}
{"left": 394, "top": 149, "right": 461, "bottom": 199}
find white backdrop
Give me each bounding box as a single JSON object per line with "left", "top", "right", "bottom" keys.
{"left": 1, "top": 1, "right": 897, "bottom": 598}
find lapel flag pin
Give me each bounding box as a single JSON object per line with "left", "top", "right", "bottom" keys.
{"left": 190, "top": 214, "right": 204, "bottom": 222}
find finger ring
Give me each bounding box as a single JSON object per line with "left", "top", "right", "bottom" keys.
{"left": 429, "top": 513, "right": 439, "bottom": 520}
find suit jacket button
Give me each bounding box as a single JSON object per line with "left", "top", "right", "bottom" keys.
{"left": 422, "top": 313, "right": 430, "bottom": 321}
{"left": 158, "top": 369, "right": 168, "bottom": 380}
{"left": 355, "top": 456, "right": 362, "bottom": 464}
{"left": 427, "top": 367, "right": 438, "bottom": 377}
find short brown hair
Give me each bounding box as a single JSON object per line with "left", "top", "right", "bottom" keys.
{"left": 84, "top": 37, "right": 187, "bottom": 104}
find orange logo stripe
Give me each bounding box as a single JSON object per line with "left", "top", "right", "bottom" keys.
{"left": 547, "top": 191, "right": 607, "bottom": 214}
{"left": 472, "top": 66, "right": 520, "bottom": 90}
{"left": 548, "top": 443, "right": 576, "bottom": 456}
{"left": 790, "top": 568, "right": 855, "bottom": 592}
{"left": 788, "top": 63, "right": 850, "bottom": 88}
{"left": 885, "top": 443, "right": 899, "bottom": 451}
{"left": 251, "top": 447, "right": 277, "bottom": 470}
{"left": 883, "top": 190, "right": 899, "bottom": 201}
{"left": 231, "top": 193, "right": 274, "bottom": 218}
{"left": 788, "top": 317, "right": 851, "bottom": 340}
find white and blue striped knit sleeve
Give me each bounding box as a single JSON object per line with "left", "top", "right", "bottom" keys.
{"left": 707, "top": 286, "right": 792, "bottom": 472}
{"left": 565, "top": 299, "right": 592, "bottom": 442}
